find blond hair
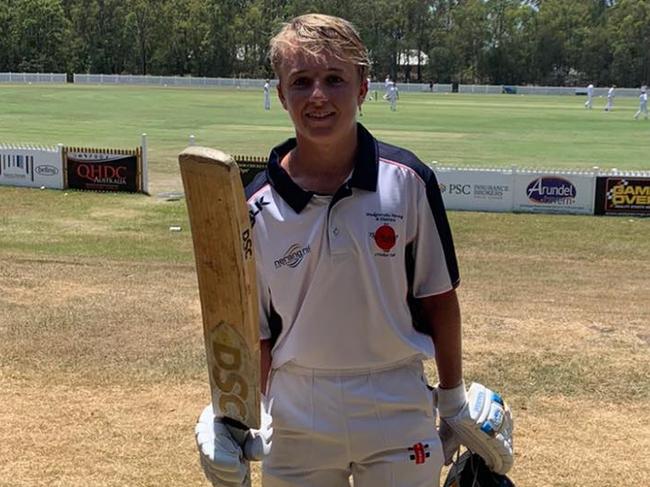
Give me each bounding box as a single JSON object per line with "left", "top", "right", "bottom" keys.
{"left": 269, "top": 14, "right": 370, "bottom": 81}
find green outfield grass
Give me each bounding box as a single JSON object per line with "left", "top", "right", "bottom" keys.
{"left": 1, "top": 84, "right": 649, "bottom": 486}
{"left": 1, "top": 84, "right": 648, "bottom": 195}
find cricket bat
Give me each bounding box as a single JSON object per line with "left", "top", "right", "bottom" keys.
{"left": 179, "top": 146, "right": 260, "bottom": 444}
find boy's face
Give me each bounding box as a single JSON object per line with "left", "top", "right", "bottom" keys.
{"left": 277, "top": 48, "right": 367, "bottom": 144}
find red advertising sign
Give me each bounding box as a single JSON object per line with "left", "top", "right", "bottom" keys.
{"left": 65, "top": 151, "right": 139, "bottom": 192}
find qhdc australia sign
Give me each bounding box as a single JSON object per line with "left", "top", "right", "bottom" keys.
{"left": 513, "top": 174, "right": 594, "bottom": 214}
{"left": 65, "top": 150, "right": 139, "bottom": 192}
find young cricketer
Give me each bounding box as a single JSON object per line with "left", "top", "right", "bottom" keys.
{"left": 195, "top": 14, "right": 513, "bottom": 487}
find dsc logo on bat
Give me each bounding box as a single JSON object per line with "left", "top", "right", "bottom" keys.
{"left": 208, "top": 321, "right": 256, "bottom": 425}
{"left": 242, "top": 229, "right": 253, "bottom": 259}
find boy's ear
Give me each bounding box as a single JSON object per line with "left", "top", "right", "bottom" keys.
{"left": 277, "top": 83, "right": 288, "bottom": 110}
{"left": 358, "top": 77, "right": 368, "bottom": 106}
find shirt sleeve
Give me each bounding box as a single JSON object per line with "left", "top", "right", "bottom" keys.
{"left": 256, "top": 259, "right": 272, "bottom": 340}
{"left": 410, "top": 167, "right": 460, "bottom": 297}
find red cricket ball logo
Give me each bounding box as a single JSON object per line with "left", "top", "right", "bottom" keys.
{"left": 374, "top": 224, "right": 397, "bottom": 252}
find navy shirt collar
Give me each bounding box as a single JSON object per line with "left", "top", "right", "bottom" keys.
{"left": 266, "top": 123, "right": 379, "bottom": 213}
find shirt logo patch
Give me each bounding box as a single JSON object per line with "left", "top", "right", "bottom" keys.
{"left": 408, "top": 442, "right": 430, "bottom": 464}
{"left": 274, "top": 244, "right": 311, "bottom": 269}
{"left": 373, "top": 224, "right": 397, "bottom": 252}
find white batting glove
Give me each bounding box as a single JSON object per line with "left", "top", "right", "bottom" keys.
{"left": 195, "top": 396, "right": 273, "bottom": 487}
{"left": 435, "top": 382, "right": 514, "bottom": 475}
{"left": 437, "top": 416, "right": 462, "bottom": 465}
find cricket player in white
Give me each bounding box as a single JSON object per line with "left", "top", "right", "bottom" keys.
{"left": 584, "top": 83, "right": 594, "bottom": 109}
{"left": 604, "top": 85, "right": 615, "bottom": 111}
{"left": 264, "top": 80, "right": 271, "bottom": 110}
{"left": 366, "top": 76, "right": 374, "bottom": 101}
{"left": 195, "top": 14, "right": 513, "bottom": 487}
{"left": 387, "top": 81, "right": 399, "bottom": 111}
{"left": 634, "top": 87, "right": 648, "bottom": 120}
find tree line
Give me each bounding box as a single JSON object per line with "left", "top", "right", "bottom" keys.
{"left": 1, "top": 0, "right": 648, "bottom": 87}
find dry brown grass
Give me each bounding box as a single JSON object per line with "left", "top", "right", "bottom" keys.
{"left": 1, "top": 204, "right": 648, "bottom": 486}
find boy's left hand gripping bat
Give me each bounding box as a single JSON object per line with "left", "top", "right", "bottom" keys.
{"left": 179, "top": 146, "right": 260, "bottom": 445}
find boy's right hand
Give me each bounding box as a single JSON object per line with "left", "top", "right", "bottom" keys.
{"left": 195, "top": 397, "right": 273, "bottom": 487}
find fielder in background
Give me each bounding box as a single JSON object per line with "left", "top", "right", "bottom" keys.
{"left": 584, "top": 83, "right": 594, "bottom": 109}
{"left": 366, "top": 76, "right": 374, "bottom": 102}
{"left": 604, "top": 85, "right": 615, "bottom": 111}
{"left": 634, "top": 86, "right": 648, "bottom": 120}
{"left": 387, "top": 80, "right": 399, "bottom": 111}
{"left": 264, "top": 79, "right": 271, "bottom": 110}
{"left": 196, "top": 13, "right": 513, "bottom": 487}
{"left": 383, "top": 74, "right": 391, "bottom": 99}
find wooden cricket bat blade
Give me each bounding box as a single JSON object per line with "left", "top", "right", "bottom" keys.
{"left": 179, "top": 146, "right": 260, "bottom": 433}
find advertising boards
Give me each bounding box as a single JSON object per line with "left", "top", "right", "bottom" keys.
{"left": 65, "top": 149, "right": 141, "bottom": 192}
{"left": 0, "top": 146, "right": 64, "bottom": 189}
{"left": 594, "top": 176, "right": 650, "bottom": 216}
{"left": 435, "top": 169, "right": 513, "bottom": 212}
{"left": 513, "top": 172, "right": 595, "bottom": 215}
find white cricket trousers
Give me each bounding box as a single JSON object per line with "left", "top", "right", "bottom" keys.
{"left": 263, "top": 359, "right": 444, "bottom": 487}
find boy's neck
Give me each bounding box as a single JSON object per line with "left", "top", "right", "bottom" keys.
{"left": 282, "top": 128, "right": 358, "bottom": 194}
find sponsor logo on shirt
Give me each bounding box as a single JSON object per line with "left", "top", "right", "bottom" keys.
{"left": 366, "top": 211, "right": 403, "bottom": 223}
{"left": 370, "top": 224, "right": 398, "bottom": 254}
{"left": 274, "top": 243, "right": 311, "bottom": 269}
{"left": 408, "top": 442, "right": 430, "bottom": 464}
{"left": 367, "top": 212, "right": 401, "bottom": 257}
{"left": 249, "top": 195, "right": 270, "bottom": 226}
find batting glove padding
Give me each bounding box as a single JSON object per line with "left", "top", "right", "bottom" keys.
{"left": 195, "top": 396, "right": 273, "bottom": 487}
{"left": 436, "top": 382, "right": 514, "bottom": 475}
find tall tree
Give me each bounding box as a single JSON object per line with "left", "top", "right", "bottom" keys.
{"left": 11, "top": 0, "right": 70, "bottom": 72}
{"left": 482, "top": 0, "right": 532, "bottom": 84}
{"left": 67, "top": 0, "right": 132, "bottom": 74}
{"left": 125, "top": 0, "right": 159, "bottom": 75}
{"left": 1, "top": 0, "right": 648, "bottom": 87}
{"left": 0, "top": 1, "right": 15, "bottom": 71}
{"left": 450, "top": 0, "right": 489, "bottom": 83}
{"left": 608, "top": 0, "right": 650, "bottom": 86}
{"left": 531, "top": 0, "right": 592, "bottom": 85}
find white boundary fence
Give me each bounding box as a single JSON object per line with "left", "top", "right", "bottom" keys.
{"left": 452, "top": 84, "right": 640, "bottom": 97}
{"left": 0, "top": 73, "right": 66, "bottom": 83}
{"left": 0, "top": 72, "right": 641, "bottom": 96}
{"left": 0, "top": 72, "right": 643, "bottom": 96}
{"left": 73, "top": 73, "right": 272, "bottom": 89}
{"left": 71, "top": 74, "right": 643, "bottom": 97}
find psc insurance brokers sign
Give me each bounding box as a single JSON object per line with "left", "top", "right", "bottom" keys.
{"left": 513, "top": 174, "right": 594, "bottom": 215}
{"left": 436, "top": 170, "right": 513, "bottom": 212}
{"left": 595, "top": 177, "right": 650, "bottom": 216}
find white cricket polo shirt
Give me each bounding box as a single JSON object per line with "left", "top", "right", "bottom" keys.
{"left": 245, "top": 124, "right": 460, "bottom": 370}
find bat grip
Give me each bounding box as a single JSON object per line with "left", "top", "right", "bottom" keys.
{"left": 222, "top": 416, "right": 251, "bottom": 448}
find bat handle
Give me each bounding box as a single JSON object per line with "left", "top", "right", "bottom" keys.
{"left": 222, "top": 417, "right": 250, "bottom": 448}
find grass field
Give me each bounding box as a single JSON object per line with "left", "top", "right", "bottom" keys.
{"left": 1, "top": 85, "right": 649, "bottom": 486}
